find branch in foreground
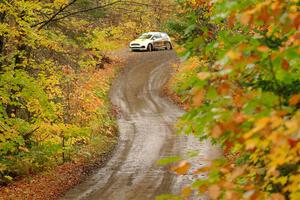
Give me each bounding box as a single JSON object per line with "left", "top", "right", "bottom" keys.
{"left": 42, "top": 0, "right": 123, "bottom": 24}
{"left": 33, "top": 0, "right": 175, "bottom": 29}
{"left": 32, "top": 0, "right": 122, "bottom": 30}
{"left": 32, "top": 0, "right": 78, "bottom": 30}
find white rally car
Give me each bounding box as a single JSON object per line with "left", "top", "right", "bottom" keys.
{"left": 129, "top": 32, "right": 173, "bottom": 52}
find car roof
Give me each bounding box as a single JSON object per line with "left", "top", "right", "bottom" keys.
{"left": 143, "top": 32, "right": 168, "bottom": 35}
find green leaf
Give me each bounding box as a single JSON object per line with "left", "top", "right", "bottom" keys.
{"left": 157, "top": 156, "right": 182, "bottom": 166}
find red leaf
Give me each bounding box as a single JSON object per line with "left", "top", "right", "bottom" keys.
{"left": 281, "top": 59, "right": 289, "bottom": 71}
{"left": 288, "top": 138, "right": 300, "bottom": 148}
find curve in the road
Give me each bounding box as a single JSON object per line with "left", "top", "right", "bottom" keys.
{"left": 60, "top": 51, "right": 220, "bottom": 200}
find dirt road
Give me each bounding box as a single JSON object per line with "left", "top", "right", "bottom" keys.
{"left": 60, "top": 51, "right": 219, "bottom": 200}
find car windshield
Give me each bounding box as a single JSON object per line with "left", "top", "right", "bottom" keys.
{"left": 138, "top": 34, "right": 152, "bottom": 39}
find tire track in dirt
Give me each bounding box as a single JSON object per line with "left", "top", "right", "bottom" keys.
{"left": 60, "top": 51, "right": 219, "bottom": 200}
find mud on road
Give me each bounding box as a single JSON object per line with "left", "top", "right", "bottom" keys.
{"left": 60, "top": 50, "right": 220, "bottom": 200}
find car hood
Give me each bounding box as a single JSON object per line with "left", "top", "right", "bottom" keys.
{"left": 131, "top": 39, "right": 151, "bottom": 44}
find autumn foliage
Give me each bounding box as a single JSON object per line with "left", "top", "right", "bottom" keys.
{"left": 0, "top": 0, "right": 175, "bottom": 187}
{"left": 168, "top": 0, "right": 300, "bottom": 199}
{"left": 0, "top": 0, "right": 123, "bottom": 184}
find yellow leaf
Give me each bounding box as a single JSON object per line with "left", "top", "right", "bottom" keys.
{"left": 244, "top": 117, "right": 271, "bottom": 139}
{"left": 277, "top": 176, "right": 288, "bottom": 185}
{"left": 18, "top": 146, "right": 29, "bottom": 152}
{"left": 245, "top": 138, "right": 259, "bottom": 150}
{"left": 226, "top": 50, "right": 241, "bottom": 60}
{"left": 271, "top": 115, "right": 282, "bottom": 129}
{"left": 244, "top": 130, "right": 255, "bottom": 139}
{"left": 254, "top": 117, "right": 270, "bottom": 131}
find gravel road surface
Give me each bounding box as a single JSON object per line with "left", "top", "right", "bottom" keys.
{"left": 60, "top": 50, "right": 220, "bottom": 200}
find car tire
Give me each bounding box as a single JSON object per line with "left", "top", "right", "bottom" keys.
{"left": 147, "top": 44, "right": 153, "bottom": 52}
{"left": 165, "top": 42, "right": 172, "bottom": 50}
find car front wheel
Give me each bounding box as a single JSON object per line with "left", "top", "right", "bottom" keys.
{"left": 147, "top": 44, "right": 153, "bottom": 52}
{"left": 165, "top": 42, "right": 172, "bottom": 50}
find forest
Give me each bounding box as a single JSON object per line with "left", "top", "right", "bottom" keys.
{"left": 0, "top": 0, "right": 300, "bottom": 200}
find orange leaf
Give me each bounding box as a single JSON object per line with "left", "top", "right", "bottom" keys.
{"left": 197, "top": 72, "right": 210, "bottom": 80}
{"left": 224, "top": 191, "right": 241, "bottom": 200}
{"left": 192, "top": 90, "right": 205, "bottom": 107}
{"left": 208, "top": 185, "right": 221, "bottom": 199}
{"left": 233, "top": 112, "right": 245, "bottom": 124}
{"left": 257, "top": 45, "right": 269, "bottom": 52}
{"left": 228, "top": 13, "right": 236, "bottom": 28}
{"left": 257, "top": 6, "right": 270, "bottom": 23}
{"left": 220, "top": 121, "right": 239, "bottom": 133}
{"left": 230, "top": 167, "right": 245, "bottom": 180}
{"left": 254, "top": 117, "right": 271, "bottom": 130}
{"left": 289, "top": 93, "right": 300, "bottom": 106}
{"left": 233, "top": 95, "right": 244, "bottom": 108}
{"left": 240, "top": 13, "right": 251, "bottom": 26}
{"left": 193, "top": 166, "right": 210, "bottom": 174}
{"left": 171, "top": 161, "right": 191, "bottom": 175}
{"left": 181, "top": 187, "right": 192, "bottom": 198}
{"left": 267, "top": 193, "right": 285, "bottom": 200}
{"left": 198, "top": 186, "right": 206, "bottom": 193}
{"left": 211, "top": 124, "right": 223, "bottom": 138}
{"left": 217, "top": 82, "right": 230, "bottom": 95}
{"left": 224, "top": 141, "right": 234, "bottom": 154}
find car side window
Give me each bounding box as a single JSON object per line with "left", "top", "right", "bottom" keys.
{"left": 153, "top": 33, "right": 161, "bottom": 39}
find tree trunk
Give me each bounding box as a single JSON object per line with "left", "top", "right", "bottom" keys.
{"left": 0, "top": 9, "right": 6, "bottom": 70}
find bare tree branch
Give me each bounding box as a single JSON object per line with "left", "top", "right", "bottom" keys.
{"left": 32, "top": 0, "right": 175, "bottom": 29}
{"left": 42, "top": 0, "right": 123, "bottom": 24}
{"left": 23, "top": 126, "right": 40, "bottom": 138}
{"left": 121, "top": 1, "right": 176, "bottom": 9}
{"left": 32, "top": 0, "right": 78, "bottom": 30}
